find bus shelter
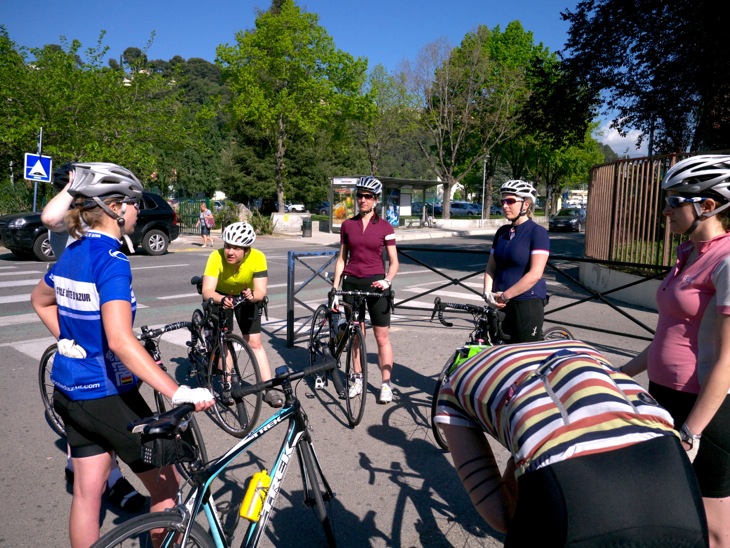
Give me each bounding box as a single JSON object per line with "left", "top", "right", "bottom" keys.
{"left": 328, "top": 176, "right": 442, "bottom": 232}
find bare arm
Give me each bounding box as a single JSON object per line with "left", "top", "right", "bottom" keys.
{"left": 621, "top": 345, "right": 651, "bottom": 377}
{"left": 41, "top": 183, "right": 73, "bottom": 232}
{"left": 101, "top": 300, "right": 180, "bottom": 399}
{"left": 201, "top": 275, "right": 223, "bottom": 305}
{"left": 501, "top": 252, "right": 549, "bottom": 301}
{"left": 385, "top": 244, "right": 399, "bottom": 282}
{"left": 249, "top": 275, "right": 267, "bottom": 303}
{"left": 684, "top": 314, "right": 730, "bottom": 436}
{"left": 442, "top": 424, "right": 517, "bottom": 533}
{"left": 332, "top": 243, "right": 348, "bottom": 289}
{"left": 31, "top": 279, "right": 60, "bottom": 339}
{"left": 483, "top": 253, "right": 497, "bottom": 294}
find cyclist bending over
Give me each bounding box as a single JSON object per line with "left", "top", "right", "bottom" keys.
{"left": 331, "top": 176, "right": 399, "bottom": 404}
{"left": 201, "top": 221, "right": 282, "bottom": 408}
{"left": 434, "top": 338, "right": 708, "bottom": 546}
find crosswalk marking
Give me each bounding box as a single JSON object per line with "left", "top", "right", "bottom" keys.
{"left": 0, "top": 294, "right": 32, "bottom": 304}
{"left": 0, "top": 279, "right": 41, "bottom": 288}
{"left": 0, "top": 270, "right": 44, "bottom": 277}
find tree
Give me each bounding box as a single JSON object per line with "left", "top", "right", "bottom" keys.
{"left": 406, "top": 24, "right": 533, "bottom": 219}
{"left": 0, "top": 28, "right": 195, "bottom": 189}
{"left": 351, "top": 65, "right": 413, "bottom": 175}
{"left": 561, "top": 0, "right": 730, "bottom": 154}
{"left": 216, "top": 0, "right": 368, "bottom": 213}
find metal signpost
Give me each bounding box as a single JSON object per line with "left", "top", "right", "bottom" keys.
{"left": 24, "top": 128, "right": 52, "bottom": 212}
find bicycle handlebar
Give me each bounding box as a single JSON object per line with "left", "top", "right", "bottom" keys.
{"left": 430, "top": 297, "right": 510, "bottom": 342}
{"left": 328, "top": 288, "right": 395, "bottom": 313}
{"left": 138, "top": 321, "right": 193, "bottom": 341}
{"left": 231, "top": 358, "right": 337, "bottom": 399}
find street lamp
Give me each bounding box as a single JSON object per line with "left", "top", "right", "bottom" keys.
{"left": 481, "top": 155, "right": 488, "bottom": 222}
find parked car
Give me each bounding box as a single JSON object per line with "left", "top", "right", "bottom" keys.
{"left": 489, "top": 204, "right": 504, "bottom": 216}
{"left": 0, "top": 191, "right": 179, "bottom": 261}
{"left": 549, "top": 207, "right": 587, "bottom": 232}
{"left": 286, "top": 201, "right": 306, "bottom": 213}
{"left": 313, "top": 201, "right": 330, "bottom": 215}
{"left": 450, "top": 201, "right": 480, "bottom": 216}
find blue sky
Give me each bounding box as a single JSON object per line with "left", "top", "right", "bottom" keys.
{"left": 2, "top": 0, "right": 643, "bottom": 155}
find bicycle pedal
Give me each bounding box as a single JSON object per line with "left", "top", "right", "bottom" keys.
{"left": 314, "top": 375, "right": 326, "bottom": 390}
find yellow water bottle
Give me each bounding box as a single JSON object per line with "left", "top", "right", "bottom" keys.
{"left": 240, "top": 469, "right": 271, "bottom": 522}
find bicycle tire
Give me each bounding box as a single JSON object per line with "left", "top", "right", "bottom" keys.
{"left": 208, "top": 333, "right": 262, "bottom": 438}
{"left": 154, "top": 392, "right": 209, "bottom": 481}
{"left": 309, "top": 305, "right": 345, "bottom": 396}
{"left": 431, "top": 351, "right": 458, "bottom": 452}
{"left": 93, "top": 510, "right": 214, "bottom": 548}
{"left": 543, "top": 326, "right": 575, "bottom": 341}
{"left": 38, "top": 343, "right": 65, "bottom": 437}
{"left": 344, "top": 327, "right": 367, "bottom": 427}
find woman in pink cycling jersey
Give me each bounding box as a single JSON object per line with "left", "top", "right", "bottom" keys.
{"left": 622, "top": 154, "right": 730, "bottom": 547}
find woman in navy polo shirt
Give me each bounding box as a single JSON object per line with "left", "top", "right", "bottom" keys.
{"left": 482, "top": 180, "right": 550, "bottom": 343}
{"left": 331, "top": 176, "right": 399, "bottom": 404}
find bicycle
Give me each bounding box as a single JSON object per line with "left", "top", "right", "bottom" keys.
{"left": 308, "top": 288, "right": 393, "bottom": 427}
{"left": 38, "top": 321, "right": 209, "bottom": 478}
{"left": 429, "top": 297, "right": 574, "bottom": 451}
{"left": 186, "top": 276, "right": 264, "bottom": 438}
{"left": 93, "top": 358, "right": 339, "bottom": 548}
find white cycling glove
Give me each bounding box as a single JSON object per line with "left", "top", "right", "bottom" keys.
{"left": 57, "top": 338, "right": 87, "bottom": 359}
{"left": 172, "top": 385, "right": 214, "bottom": 406}
{"left": 330, "top": 293, "right": 339, "bottom": 311}
{"left": 483, "top": 292, "right": 500, "bottom": 308}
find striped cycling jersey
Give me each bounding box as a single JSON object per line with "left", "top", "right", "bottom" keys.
{"left": 435, "top": 339, "right": 677, "bottom": 478}
{"left": 44, "top": 231, "right": 139, "bottom": 400}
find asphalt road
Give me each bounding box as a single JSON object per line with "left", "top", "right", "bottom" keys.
{"left": 0, "top": 231, "right": 656, "bottom": 547}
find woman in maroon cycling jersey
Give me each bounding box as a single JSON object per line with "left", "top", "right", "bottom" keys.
{"left": 331, "top": 176, "right": 399, "bottom": 404}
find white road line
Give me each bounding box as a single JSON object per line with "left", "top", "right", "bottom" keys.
{"left": 401, "top": 287, "right": 484, "bottom": 301}
{"left": 131, "top": 264, "right": 189, "bottom": 271}
{"left": 0, "top": 279, "right": 41, "bottom": 288}
{"left": 0, "top": 312, "right": 43, "bottom": 327}
{"left": 0, "top": 271, "right": 44, "bottom": 277}
{"left": 0, "top": 266, "right": 20, "bottom": 270}
{"left": 157, "top": 292, "right": 199, "bottom": 300}
{"left": 6, "top": 337, "right": 56, "bottom": 360}
{"left": 0, "top": 294, "right": 32, "bottom": 305}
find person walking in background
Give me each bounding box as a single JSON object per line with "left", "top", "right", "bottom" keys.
{"left": 435, "top": 338, "right": 708, "bottom": 546}
{"left": 200, "top": 221, "right": 282, "bottom": 407}
{"left": 331, "top": 176, "right": 399, "bottom": 404}
{"left": 196, "top": 201, "right": 215, "bottom": 248}
{"left": 40, "top": 162, "right": 146, "bottom": 513}
{"left": 622, "top": 154, "right": 730, "bottom": 547}
{"left": 482, "top": 180, "right": 549, "bottom": 342}
{"left": 31, "top": 162, "right": 214, "bottom": 547}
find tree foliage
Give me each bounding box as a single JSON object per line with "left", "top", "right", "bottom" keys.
{"left": 216, "top": 0, "right": 369, "bottom": 212}
{"left": 561, "top": 0, "right": 730, "bottom": 154}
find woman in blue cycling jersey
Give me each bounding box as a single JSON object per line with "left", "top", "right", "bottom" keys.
{"left": 31, "top": 162, "right": 214, "bottom": 547}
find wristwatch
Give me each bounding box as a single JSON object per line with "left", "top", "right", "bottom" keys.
{"left": 679, "top": 423, "right": 701, "bottom": 449}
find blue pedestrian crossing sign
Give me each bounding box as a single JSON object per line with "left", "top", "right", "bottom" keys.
{"left": 24, "top": 153, "right": 53, "bottom": 183}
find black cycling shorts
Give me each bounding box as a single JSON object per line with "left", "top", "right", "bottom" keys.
{"left": 215, "top": 292, "right": 262, "bottom": 335}
{"left": 501, "top": 297, "right": 544, "bottom": 343}
{"left": 53, "top": 387, "right": 157, "bottom": 473}
{"left": 650, "top": 381, "right": 730, "bottom": 498}
{"left": 507, "top": 435, "right": 708, "bottom": 547}
{"left": 342, "top": 275, "right": 391, "bottom": 328}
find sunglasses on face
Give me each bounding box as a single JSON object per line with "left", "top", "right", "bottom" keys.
{"left": 356, "top": 193, "right": 375, "bottom": 200}
{"left": 120, "top": 198, "right": 140, "bottom": 210}
{"left": 501, "top": 197, "right": 524, "bottom": 206}
{"left": 665, "top": 196, "right": 708, "bottom": 208}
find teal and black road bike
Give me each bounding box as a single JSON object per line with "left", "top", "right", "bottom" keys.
{"left": 93, "top": 359, "right": 339, "bottom": 548}
{"left": 429, "top": 297, "right": 574, "bottom": 451}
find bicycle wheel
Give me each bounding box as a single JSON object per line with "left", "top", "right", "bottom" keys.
{"left": 209, "top": 334, "right": 262, "bottom": 438}
{"left": 431, "top": 351, "right": 458, "bottom": 452}
{"left": 543, "top": 326, "right": 575, "bottom": 341}
{"left": 344, "top": 327, "right": 367, "bottom": 427}
{"left": 93, "top": 510, "right": 214, "bottom": 547}
{"left": 309, "top": 305, "right": 345, "bottom": 396}
{"left": 155, "top": 393, "right": 209, "bottom": 481}
{"left": 38, "top": 343, "right": 65, "bottom": 437}
{"left": 190, "top": 308, "right": 209, "bottom": 354}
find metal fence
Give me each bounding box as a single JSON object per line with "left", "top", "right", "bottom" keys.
{"left": 585, "top": 150, "right": 730, "bottom": 269}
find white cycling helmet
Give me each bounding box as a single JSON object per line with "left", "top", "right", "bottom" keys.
{"left": 500, "top": 179, "right": 537, "bottom": 202}
{"left": 222, "top": 222, "right": 256, "bottom": 247}
{"left": 356, "top": 176, "right": 382, "bottom": 195}
{"left": 661, "top": 155, "right": 730, "bottom": 202}
{"left": 68, "top": 162, "right": 143, "bottom": 200}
